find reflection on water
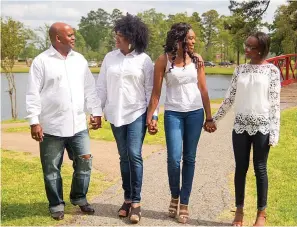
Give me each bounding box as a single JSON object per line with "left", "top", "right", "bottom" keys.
{"left": 1, "top": 73, "right": 231, "bottom": 120}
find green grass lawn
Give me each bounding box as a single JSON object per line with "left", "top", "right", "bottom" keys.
{"left": 1, "top": 119, "right": 27, "bottom": 124}
{"left": 243, "top": 108, "right": 297, "bottom": 225}
{"left": 4, "top": 108, "right": 218, "bottom": 146}
{"left": 2, "top": 65, "right": 234, "bottom": 75}
{"left": 1, "top": 149, "right": 112, "bottom": 226}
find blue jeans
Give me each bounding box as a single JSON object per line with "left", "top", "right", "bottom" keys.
{"left": 110, "top": 113, "right": 147, "bottom": 203}
{"left": 39, "top": 129, "right": 92, "bottom": 213}
{"left": 164, "top": 109, "right": 204, "bottom": 205}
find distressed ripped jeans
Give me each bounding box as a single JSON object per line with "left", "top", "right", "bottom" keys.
{"left": 39, "top": 129, "right": 92, "bottom": 213}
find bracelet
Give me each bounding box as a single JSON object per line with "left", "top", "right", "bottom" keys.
{"left": 152, "top": 115, "right": 158, "bottom": 121}
{"left": 205, "top": 118, "right": 213, "bottom": 122}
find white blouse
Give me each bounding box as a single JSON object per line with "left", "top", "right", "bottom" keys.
{"left": 213, "top": 63, "right": 281, "bottom": 146}
{"left": 164, "top": 59, "right": 203, "bottom": 112}
{"left": 96, "top": 49, "right": 157, "bottom": 127}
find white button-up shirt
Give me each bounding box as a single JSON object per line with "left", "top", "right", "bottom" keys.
{"left": 26, "top": 45, "right": 102, "bottom": 137}
{"left": 96, "top": 49, "right": 157, "bottom": 127}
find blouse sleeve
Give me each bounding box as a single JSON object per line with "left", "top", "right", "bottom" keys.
{"left": 213, "top": 66, "right": 239, "bottom": 123}
{"left": 268, "top": 66, "right": 281, "bottom": 146}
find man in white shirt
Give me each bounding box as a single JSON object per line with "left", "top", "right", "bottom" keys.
{"left": 26, "top": 22, "right": 102, "bottom": 220}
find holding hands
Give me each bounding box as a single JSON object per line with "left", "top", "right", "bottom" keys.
{"left": 146, "top": 116, "right": 158, "bottom": 135}
{"left": 203, "top": 119, "right": 217, "bottom": 133}
{"left": 89, "top": 115, "right": 102, "bottom": 130}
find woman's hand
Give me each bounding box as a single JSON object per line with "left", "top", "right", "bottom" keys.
{"left": 203, "top": 121, "right": 217, "bottom": 133}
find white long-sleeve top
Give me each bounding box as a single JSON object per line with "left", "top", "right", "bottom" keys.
{"left": 96, "top": 49, "right": 157, "bottom": 127}
{"left": 213, "top": 63, "right": 281, "bottom": 146}
{"left": 26, "top": 45, "right": 102, "bottom": 137}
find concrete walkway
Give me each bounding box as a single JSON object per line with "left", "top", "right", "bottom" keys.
{"left": 68, "top": 111, "right": 235, "bottom": 226}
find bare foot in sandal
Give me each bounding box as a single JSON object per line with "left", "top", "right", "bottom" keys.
{"left": 129, "top": 203, "right": 141, "bottom": 224}
{"left": 168, "top": 197, "right": 179, "bottom": 218}
{"left": 253, "top": 210, "right": 266, "bottom": 226}
{"left": 118, "top": 201, "right": 131, "bottom": 217}
{"left": 178, "top": 204, "right": 189, "bottom": 224}
{"left": 232, "top": 208, "right": 244, "bottom": 226}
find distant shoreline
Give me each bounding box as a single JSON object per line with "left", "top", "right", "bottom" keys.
{"left": 1, "top": 66, "right": 235, "bottom": 75}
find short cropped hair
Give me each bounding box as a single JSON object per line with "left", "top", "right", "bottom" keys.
{"left": 250, "top": 31, "right": 271, "bottom": 58}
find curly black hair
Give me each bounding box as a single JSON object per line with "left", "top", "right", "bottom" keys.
{"left": 114, "top": 13, "right": 149, "bottom": 54}
{"left": 164, "top": 22, "right": 199, "bottom": 71}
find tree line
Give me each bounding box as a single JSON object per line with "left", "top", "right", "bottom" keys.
{"left": 1, "top": 0, "right": 297, "bottom": 119}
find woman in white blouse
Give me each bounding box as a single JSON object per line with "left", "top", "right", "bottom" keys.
{"left": 146, "top": 23, "right": 215, "bottom": 224}
{"left": 213, "top": 32, "right": 281, "bottom": 226}
{"left": 96, "top": 14, "right": 157, "bottom": 224}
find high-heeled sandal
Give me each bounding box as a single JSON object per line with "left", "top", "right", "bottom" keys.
{"left": 129, "top": 205, "right": 141, "bottom": 224}
{"left": 168, "top": 198, "right": 179, "bottom": 218}
{"left": 178, "top": 204, "right": 189, "bottom": 224}
{"left": 253, "top": 210, "right": 266, "bottom": 226}
{"left": 118, "top": 202, "right": 131, "bottom": 217}
{"left": 232, "top": 210, "right": 244, "bottom": 226}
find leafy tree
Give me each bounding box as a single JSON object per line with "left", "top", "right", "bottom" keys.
{"left": 1, "top": 17, "right": 27, "bottom": 119}
{"left": 34, "top": 23, "right": 51, "bottom": 51}
{"left": 79, "top": 8, "right": 110, "bottom": 52}
{"left": 138, "top": 9, "right": 168, "bottom": 60}
{"left": 201, "top": 10, "right": 219, "bottom": 60}
{"left": 270, "top": 2, "right": 297, "bottom": 55}
{"left": 227, "top": 0, "right": 269, "bottom": 64}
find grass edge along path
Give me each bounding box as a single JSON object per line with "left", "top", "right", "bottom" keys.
{"left": 220, "top": 108, "right": 297, "bottom": 226}
{"left": 3, "top": 108, "right": 219, "bottom": 145}
{"left": 1, "top": 149, "right": 113, "bottom": 226}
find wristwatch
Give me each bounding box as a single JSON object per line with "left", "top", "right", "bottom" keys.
{"left": 152, "top": 115, "right": 158, "bottom": 121}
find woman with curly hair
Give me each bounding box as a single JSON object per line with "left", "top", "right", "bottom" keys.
{"left": 96, "top": 14, "right": 157, "bottom": 223}
{"left": 146, "top": 22, "right": 215, "bottom": 224}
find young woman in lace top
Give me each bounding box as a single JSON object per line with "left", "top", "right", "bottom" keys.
{"left": 213, "top": 32, "right": 281, "bottom": 226}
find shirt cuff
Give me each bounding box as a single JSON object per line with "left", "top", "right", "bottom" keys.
{"left": 91, "top": 108, "right": 103, "bottom": 117}
{"left": 153, "top": 108, "right": 159, "bottom": 117}
{"left": 29, "top": 116, "right": 39, "bottom": 125}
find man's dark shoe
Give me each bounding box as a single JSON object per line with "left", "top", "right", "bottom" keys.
{"left": 79, "top": 203, "right": 95, "bottom": 214}
{"left": 51, "top": 211, "right": 64, "bottom": 220}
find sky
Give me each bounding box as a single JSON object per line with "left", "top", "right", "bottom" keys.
{"left": 1, "top": 0, "right": 286, "bottom": 30}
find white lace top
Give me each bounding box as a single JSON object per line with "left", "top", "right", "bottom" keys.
{"left": 213, "top": 63, "right": 281, "bottom": 146}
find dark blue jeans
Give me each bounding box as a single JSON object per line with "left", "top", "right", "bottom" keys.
{"left": 39, "top": 129, "right": 92, "bottom": 213}
{"left": 164, "top": 109, "right": 204, "bottom": 205}
{"left": 111, "top": 113, "right": 147, "bottom": 203}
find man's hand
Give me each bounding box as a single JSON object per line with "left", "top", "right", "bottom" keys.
{"left": 89, "top": 115, "right": 102, "bottom": 130}
{"left": 148, "top": 120, "right": 158, "bottom": 135}
{"left": 31, "top": 124, "right": 44, "bottom": 142}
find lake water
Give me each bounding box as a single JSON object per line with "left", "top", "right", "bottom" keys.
{"left": 1, "top": 73, "right": 231, "bottom": 120}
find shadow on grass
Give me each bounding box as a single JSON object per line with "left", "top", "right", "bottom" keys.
{"left": 77, "top": 202, "right": 230, "bottom": 226}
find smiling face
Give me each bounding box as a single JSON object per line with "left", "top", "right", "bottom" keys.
{"left": 244, "top": 36, "right": 260, "bottom": 60}
{"left": 114, "top": 31, "right": 130, "bottom": 51}
{"left": 178, "top": 29, "right": 196, "bottom": 53}
{"left": 57, "top": 25, "right": 75, "bottom": 50}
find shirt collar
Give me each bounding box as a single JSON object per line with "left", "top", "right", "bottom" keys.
{"left": 49, "top": 45, "right": 75, "bottom": 57}
{"left": 116, "top": 49, "right": 138, "bottom": 57}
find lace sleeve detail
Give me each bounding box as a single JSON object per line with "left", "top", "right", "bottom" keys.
{"left": 213, "top": 66, "right": 239, "bottom": 123}
{"left": 268, "top": 66, "right": 281, "bottom": 146}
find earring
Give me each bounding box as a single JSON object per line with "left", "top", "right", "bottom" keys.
{"left": 128, "top": 44, "right": 131, "bottom": 50}
{"left": 258, "top": 52, "right": 261, "bottom": 55}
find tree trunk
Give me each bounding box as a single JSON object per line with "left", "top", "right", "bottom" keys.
{"left": 5, "top": 72, "right": 18, "bottom": 120}
{"left": 237, "top": 49, "right": 240, "bottom": 65}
